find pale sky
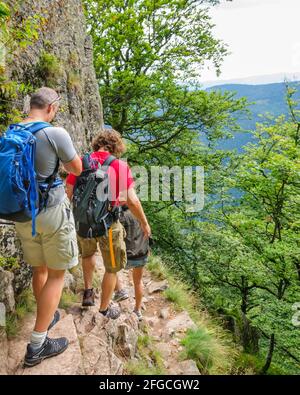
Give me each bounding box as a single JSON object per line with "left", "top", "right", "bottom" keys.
{"left": 202, "top": 0, "right": 300, "bottom": 82}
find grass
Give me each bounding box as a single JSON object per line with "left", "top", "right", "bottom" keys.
{"left": 67, "top": 71, "right": 81, "bottom": 92}
{"left": 125, "top": 359, "right": 164, "bottom": 375}
{"left": 147, "top": 255, "right": 168, "bottom": 281}
{"left": 36, "top": 51, "right": 62, "bottom": 87}
{"left": 146, "top": 254, "right": 238, "bottom": 375}
{"left": 92, "top": 273, "right": 101, "bottom": 290}
{"left": 68, "top": 51, "right": 79, "bottom": 67}
{"left": 59, "top": 289, "right": 79, "bottom": 309}
{"left": 232, "top": 352, "right": 289, "bottom": 376}
{"left": 164, "top": 284, "right": 192, "bottom": 312}
{"left": 180, "top": 328, "right": 221, "bottom": 374}
{"left": 0, "top": 256, "right": 19, "bottom": 271}
{"left": 125, "top": 332, "right": 166, "bottom": 375}
{"left": 137, "top": 333, "right": 152, "bottom": 348}
{"left": 6, "top": 288, "right": 35, "bottom": 338}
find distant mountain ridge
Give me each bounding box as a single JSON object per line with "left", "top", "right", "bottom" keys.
{"left": 206, "top": 81, "right": 300, "bottom": 151}
{"left": 203, "top": 72, "right": 300, "bottom": 89}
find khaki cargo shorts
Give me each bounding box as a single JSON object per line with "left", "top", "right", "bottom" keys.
{"left": 77, "top": 221, "right": 127, "bottom": 273}
{"left": 15, "top": 198, "right": 78, "bottom": 271}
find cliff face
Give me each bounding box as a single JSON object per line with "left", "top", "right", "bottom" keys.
{"left": 0, "top": 0, "right": 104, "bottom": 314}
{"left": 7, "top": 0, "right": 103, "bottom": 150}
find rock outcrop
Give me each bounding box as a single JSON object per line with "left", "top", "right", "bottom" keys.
{"left": 0, "top": 223, "right": 32, "bottom": 314}
{"left": 0, "top": 224, "right": 32, "bottom": 296}
{"left": 0, "top": 0, "right": 105, "bottom": 311}
{"left": 0, "top": 328, "right": 9, "bottom": 375}
{"left": 7, "top": 0, "right": 104, "bottom": 151}
{"left": 0, "top": 267, "right": 15, "bottom": 313}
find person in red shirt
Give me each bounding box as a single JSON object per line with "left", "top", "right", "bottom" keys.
{"left": 66, "top": 129, "right": 151, "bottom": 319}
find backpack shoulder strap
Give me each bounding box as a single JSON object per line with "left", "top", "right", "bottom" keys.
{"left": 7, "top": 122, "right": 51, "bottom": 134}
{"left": 33, "top": 124, "right": 59, "bottom": 209}
{"left": 82, "top": 153, "right": 92, "bottom": 170}
{"left": 29, "top": 122, "right": 52, "bottom": 134}
{"left": 102, "top": 155, "right": 116, "bottom": 168}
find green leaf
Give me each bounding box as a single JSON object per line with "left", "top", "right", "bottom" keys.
{"left": 0, "top": 2, "right": 10, "bottom": 17}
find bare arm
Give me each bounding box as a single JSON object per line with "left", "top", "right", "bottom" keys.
{"left": 63, "top": 154, "right": 82, "bottom": 176}
{"left": 124, "top": 187, "right": 151, "bottom": 238}
{"left": 66, "top": 183, "right": 74, "bottom": 201}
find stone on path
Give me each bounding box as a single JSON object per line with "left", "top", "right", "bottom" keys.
{"left": 144, "top": 316, "right": 160, "bottom": 328}
{"left": 63, "top": 271, "right": 76, "bottom": 292}
{"left": 169, "top": 360, "right": 201, "bottom": 375}
{"left": 159, "top": 307, "right": 170, "bottom": 320}
{"left": 165, "top": 311, "right": 197, "bottom": 337}
{"left": 147, "top": 280, "right": 168, "bottom": 294}
{"left": 157, "top": 342, "right": 172, "bottom": 360}
{"left": 81, "top": 333, "right": 123, "bottom": 375}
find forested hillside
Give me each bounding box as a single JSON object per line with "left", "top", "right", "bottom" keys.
{"left": 207, "top": 81, "right": 300, "bottom": 151}
{"left": 0, "top": 0, "right": 299, "bottom": 375}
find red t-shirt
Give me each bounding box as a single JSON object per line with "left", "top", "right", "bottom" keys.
{"left": 66, "top": 151, "right": 134, "bottom": 206}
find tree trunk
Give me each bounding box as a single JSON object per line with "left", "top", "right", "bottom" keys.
{"left": 293, "top": 258, "right": 300, "bottom": 282}
{"left": 260, "top": 333, "right": 275, "bottom": 375}
{"left": 240, "top": 313, "right": 260, "bottom": 354}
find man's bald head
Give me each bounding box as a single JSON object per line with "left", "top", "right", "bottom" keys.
{"left": 30, "top": 87, "right": 60, "bottom": 110}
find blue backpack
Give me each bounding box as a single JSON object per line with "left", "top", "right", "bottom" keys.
{"left": 0, "top": 122, "right": 60, "bottom": 236}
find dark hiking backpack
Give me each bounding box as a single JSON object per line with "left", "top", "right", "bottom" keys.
{"left": 73, "top": 153, "right": 120, "bottom": 238}
{"left": 119, "top": 206, "right": 149, "bottom": 261}
{"left": 0, "top": 122, "right": 60, "bottom": 236}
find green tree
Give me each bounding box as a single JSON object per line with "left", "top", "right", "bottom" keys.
{"left": 200, "top": 92, "right": 300, "bottom": 373}
{"left": 83, "top": 0, "right": 299, "bottom": 375}
{"left": 153, "top": 90, "right": 300, "bottom": 374}
{"left": 84, "top": 0, "right": 245, "bottom": 154}
{"left": 84, "top": 0, "right": 246, "bottom": 252}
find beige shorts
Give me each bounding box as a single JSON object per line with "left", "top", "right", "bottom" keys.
{"left": 77, "top": 221, "right": 127, "bottom": 273}
{"left": 15, "top": 199, "right": 79, "bottom": 271}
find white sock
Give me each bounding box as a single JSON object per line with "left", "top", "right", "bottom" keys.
{"left": 30, "top": 330, "right": 47, "bottom": 350}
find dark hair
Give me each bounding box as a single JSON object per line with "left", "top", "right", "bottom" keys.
{"left": 92, "top": 129, "right": 126, "bottom": 158}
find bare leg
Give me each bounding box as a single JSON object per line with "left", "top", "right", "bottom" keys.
{"left": 100, "top": 272, "right": 117, "bottom": 311}
{"left": 115, "top": 275, "right": 122, "bottom": 292}
{"left": 132, "top": 267, "right": 144, "bottom": 311}
{"left": 32, "top": 266, "right": 48, "bottom": 302}
{"left": 34, "top": 268, "right": 65, "bottom": 332}
{"left": 82, "top": 255, "right": 96, "bottom": 289}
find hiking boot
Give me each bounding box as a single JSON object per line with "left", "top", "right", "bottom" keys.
{"left": 100, "top": 305, "right": 121, "bottom": 320}
{"left": 113, "top": 289, "right": 129, "bottom": 302}
{"left": 133, "top": 309, "right": 143, "bottom": 321}
{"left": 48, "top": 310, "right": 60, "bottom": 331}
{"left": 24, "top": 337, "right": 69, "bottom": 367}
{"left": 82, "top": 288, "right": 95, "bottom": 307}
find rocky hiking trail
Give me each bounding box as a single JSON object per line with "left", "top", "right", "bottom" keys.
{"left": 3, "top": 254, "right": 200, "bottom": 375}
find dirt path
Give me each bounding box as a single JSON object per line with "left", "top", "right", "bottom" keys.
{"left": 5, "top": 255, "right": 200, "bottom": 375}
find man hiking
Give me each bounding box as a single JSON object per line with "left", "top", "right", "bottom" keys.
{"left": 11, "top": 87, "right": 82, "bottom": 367}
{"left": 66, "top": 129, "right": 151, "bottom": 320}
